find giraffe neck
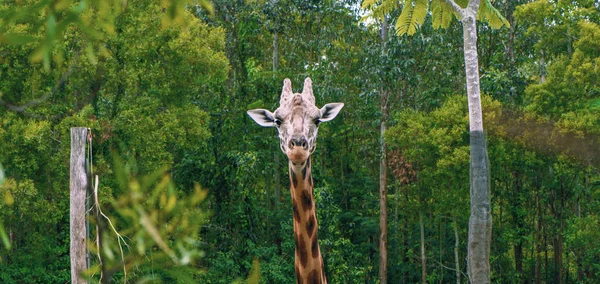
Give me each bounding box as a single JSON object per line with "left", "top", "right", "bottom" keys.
{"left": 289, "top": 157, "right": 327, "bottom": 284}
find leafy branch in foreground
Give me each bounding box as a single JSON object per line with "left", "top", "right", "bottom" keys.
{"left": 85, "top": 157, "right": 210, "bottom": 283}
{"left": 0, "top": 0, "right": 214, "bottom": 70}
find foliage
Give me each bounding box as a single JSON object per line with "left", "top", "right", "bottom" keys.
{"left": 0, "top": 0, "right": 599, "bottom": 283}
{"left": 0, "top": 0, "right": 213, "bottom": 70}
{"left": 395, "top": 0, "right": 429, "bottom": 36}
{"left": 362, "top": 0, "right": 509, "bottom": 36}
{"left": 85, "top": 159, "right": 210, "bottom": 282}
{"left": 0, "top": 0, "right": 226, "bottom": 282}
{"left": 523, "top": 20, "right": 600, "bottom": 119}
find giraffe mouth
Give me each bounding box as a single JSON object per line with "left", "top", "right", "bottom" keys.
{"left": 290, "top": 159, "right": 308, "bottom": 173}
{"left": 287, "top": 148, "right": 309, "bottom": 165}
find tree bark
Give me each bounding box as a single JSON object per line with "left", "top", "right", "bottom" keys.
{"left": 461, "top": 1, "right": 492, "bottom": 283}
{"left": 70, "top": 127, "right": 88, "bottom": 284}
{"left": 378, "top": 14, "right": 389, "bottom": 284}
{"left": 445, "top": 0, "right": 492, "bottom": 282}
{"left": 553, "top": 234, "right": 563, "bottom": 284}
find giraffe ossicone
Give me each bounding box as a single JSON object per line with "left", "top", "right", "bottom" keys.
{"left": 247, "top": 77, "right": 343, "bottom": 168}
{"left": 247, "top": 77, "right": 343, "bottom": 284}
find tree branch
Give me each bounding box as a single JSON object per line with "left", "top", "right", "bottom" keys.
{"left": 444, "top": 0, "right": 466, "bottom": 19}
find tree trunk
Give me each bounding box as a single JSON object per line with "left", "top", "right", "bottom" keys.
{"left": 454, "top": 216, "right": 461, "bottom": 284}
{"left": 461, "top": 2, "right": 492, "bottom": 283}
{"left": 539, "top": 50, "right": 546, "bottom": 84}
{"left": 553, "top": 234, "right": 563, "bottom": 284}
{"left": 273, "top": 28, "right": 280, "bottom": 210}
{"left": 420, "top": 210, "right": 427, "bottom": 284}
{"left": 535, "top": 194, "right": 542, "bottom": 284}
{"left": 70, "top": 127, "right": 88, "bottom": 284}
{"left": 403, "top": 191, "right": 411, "bottom": 282}
{"left": 378, "top": 14, "right": 389, "bottom": 284}
{"left": 512, "top": 171, "right": 524, "bottom": 282}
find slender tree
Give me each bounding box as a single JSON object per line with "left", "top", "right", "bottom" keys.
{"left": 378, "top": 15, "right": 390, "bottom": 284}
{"left": 362, "top": 0, "right": 508, "bottom": 282}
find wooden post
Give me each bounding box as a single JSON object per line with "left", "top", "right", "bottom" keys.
{"left": 70, "top": 127, "right": 88, "bottom": 284}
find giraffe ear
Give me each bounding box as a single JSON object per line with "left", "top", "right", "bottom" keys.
{"left": 247, "top": 109, "right": 277, "bottom": 127}
{"left": 318, "top": 103, "right": 344, "bottom": 123}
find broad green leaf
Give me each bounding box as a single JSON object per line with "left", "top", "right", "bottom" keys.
{"left": 431, "top": 0, "right": 455, "bottom": 29}
{"left": 395, "top": 0, "right": 429, "bottom": 36}
{"left": 361, "top": 0, "right": 399, "bottom": 22}
{"left": 478, "top": 0, "right": 510, "bottom": 29}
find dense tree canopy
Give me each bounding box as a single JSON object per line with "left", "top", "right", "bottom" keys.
{"left": 1, "top": 0, "right": 599, "bottom": 283}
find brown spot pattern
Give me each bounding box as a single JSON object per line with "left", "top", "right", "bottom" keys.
{"left": 292, "top": 201, "right": 300, "bottom": 222}
{"left": 292, "top": 170, "right": 298, "bottom": 188}
{"left": 294, "top": 234, "right": 300, "bottom": 251}
{"left": 295, "top": 266, "right": 301, "bottom": 284}
{"left": 306, "top": 215, "right": 316, "bottom": 238}
{"left": 297, "top": 235, "right": 308, "bottom": 268}
{"left": 301, "top": 165, "right": 307, "bottom": 181}
{"left": 307, "top": 269, "right": 321, "bottom": 284}
{"left": 302, "top": 158, "right": 311, "bottom": 180}
{"left": 301, "top": 190, "right": 312, "bottom": 210}
{"left": 311, "top": 232, "right": 319, "bottom": 258}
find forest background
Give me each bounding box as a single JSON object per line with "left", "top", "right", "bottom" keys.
{"left": 1, "top": 0, "right": 599, "bottom": 283}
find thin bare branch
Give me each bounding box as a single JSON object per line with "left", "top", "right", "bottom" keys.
{"left": 93, "top": 175, "right": 129, "bottom": 283}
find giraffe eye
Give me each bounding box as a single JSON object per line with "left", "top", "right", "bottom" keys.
{"left": 275, "top": 119, "right": 282, "bottom": 127}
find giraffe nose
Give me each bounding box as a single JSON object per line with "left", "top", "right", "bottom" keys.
{"left": 289, "top": 137, "right": 308, "bottom": 150}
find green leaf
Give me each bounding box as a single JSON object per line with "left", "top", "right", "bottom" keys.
{"left": 431, "top": 0, "right": 455, "bottom": 29}
{"left": 361, "top": 0, "right": 379, "bottom": 10}
{"left": 478, "top": 0, "right": 510, "bottom": 29}
{"left": 395, "top": 0, "right": 429, "bottom": 36}
{"left": 0, "top": 222, "right": 10, "bottom": 250}
{"left": 46, "top": 13, "right": 57, "bottom": 40}
{"left": 0, "top": 34, "right": 37, "bottom": 45}
{"left": 589, "top": 98, "right": 600, "bottom": 110}
{"left": 361, "top": 0, "right": 400, "bottom": 22}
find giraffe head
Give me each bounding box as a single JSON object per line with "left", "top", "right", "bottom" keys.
{"left": 248, "top": 77, "right": 343, "bottom": 169}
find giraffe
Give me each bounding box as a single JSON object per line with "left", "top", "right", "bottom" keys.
{"left": 247, "top": 77, "right": 343, "bottom": 284}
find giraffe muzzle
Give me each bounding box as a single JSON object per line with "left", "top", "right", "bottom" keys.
{"left": 287, "top": 137, "right": 310, "bottom": 165}
{"left": 289, "top": 137, "right": 308, "bottom": 150}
